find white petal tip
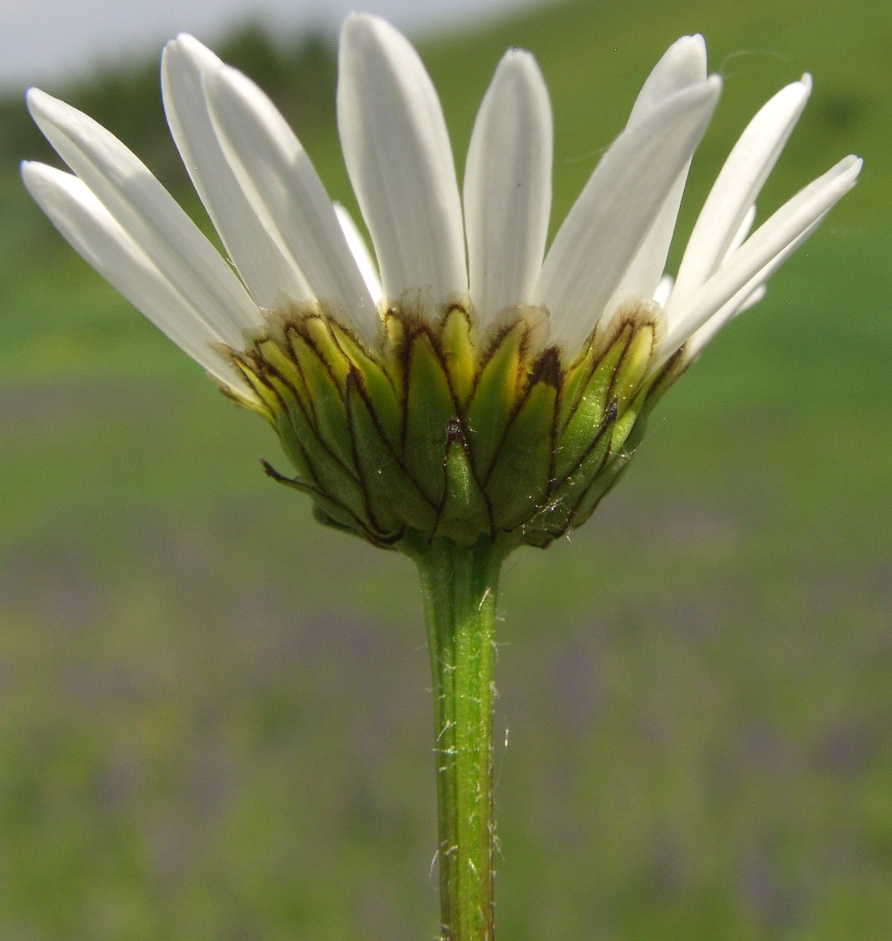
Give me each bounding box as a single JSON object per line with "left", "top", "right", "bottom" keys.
{"left": 780, "top": 73, "right": 812, "bottom": 103}
{"left": 703, "top": 73, "right": 723, "bottom": 97}
{"left": 501, "top": 47, "right": 536, "bottom": 64}
{"left": 489, "top": 47, "right": 545, "bottom": 95}
{"left": 738, "top": 283, "right": 767, "bottom": 313}
{"left": 835, "top": 154, "right": 863, "bottom": 187}
{"left": 25, "top": 87, "right": 79, "bottom": 136}
{"left": 172, "top": 32, "right": 203, "bottom": 49}
{"left": 340, "top": 12, "right": 414, "bottom": 65}
{"left": 673, "top": 34, "right": 707, "bottom": 58}
{"left": 20, "top": 161, "right": 85, "bottom": 205}
{"left": 663, "top": 34, "right": 708, "bottom": 79}
{"left": 341, "top": 12, "right": 389, "bottom": 42}
{"left": 25, "top": 86, "right": 54, "bottom": 117}
{"left": 163, "top": 33, "right": 219, "bottom": 71}
{"left": 19, "top": 159, "right": 54, "bottom": 191}
{"left": 162, "top": 35, "right": 185, "bottom": 62}
{"left": 19, "top": 160, "right": 44, "bottom": 195}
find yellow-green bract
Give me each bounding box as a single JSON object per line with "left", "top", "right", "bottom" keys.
{"left": 232, "top": 298, "right": 681, "bottom": 550}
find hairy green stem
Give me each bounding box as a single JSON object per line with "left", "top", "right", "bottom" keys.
{"left": 405, "top": 535, "right": 505, "bottom": 941}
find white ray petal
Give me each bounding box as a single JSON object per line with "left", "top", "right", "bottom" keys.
{"left": 627, "top": 35, "right": 707, "bottom": 124}
{"left": 662, "top": 155, "right": 861, "bottom": 359}
{"left": 736, "top": 283, "right": 767, "bottom": 313}
{"left": 337, "top": 13, "right": 467, "bottom": 310}
{"left": 603, "top": 171, "right": 688, "bottom": 320}
{"left": 535, "top": 76, "right": 721, "bottom": 357}
{"left": 653, "top": 275, "right": 674, "bottom": 308}
{"left": 161, "top": 34, "right": 311, "bottom": 311}
{"left": 21, "top": 161, "right": 253, "bottom": 395}
{"left": 463, "top": 49, "right": 552, "bottom": 327}
{"left": 668, "top": 75, "right": 812, "bottom": 315}
{"left": 203, "top": 59, "right": 382, "bottom": 343}
{"left": 722, "top": 203, "right": 757, "bottom": 263}
{"left": 26, "top": 88, "right": 258, "bottom": 346}
{"left": 684, "top": 221, "right": 815, "bottom": 360}
{"left": 603, "top": 35, "right": 708, "bottom": 317}
{"left": 334, "top": 203, "right": 384, "bottom": 306}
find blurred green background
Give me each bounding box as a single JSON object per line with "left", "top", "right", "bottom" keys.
{"left": 1, "top": 0, "right": 890, "bottom": 937}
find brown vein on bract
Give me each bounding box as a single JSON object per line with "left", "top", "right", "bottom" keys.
{"left": 430, "top": 418, "right": 458, "bottom": 538}
{"left": 261, "top": 458, "right": 398, "bottom": 547}
{"left": 245, "top": 362, "right": 327, "bottom": 495}
{"left": 601, "top": 308, "right": 661, "bottom": 411}
{"left": 465, "top": 318, "right": 526, "bottom": 407}
{"left": 275, "top": 326, "right": 318, "bottom": 429}
{"left": 344, "top": 368, "right": 437, "bottom": 534}
{"left": 540, "top": 348, "right": 562, "bottom": 501}
{"left": 432, "top": 305, "right": 494, "bottom": 538}
{"left": 554, "top": 333, "right": 599, "bottom": 434}
{"left": 436, "top": 302, "right": 472, "bottom": 333}
{"left": 392, "top": 307, "right": 463, "bottom": 451}
{"left": 328, "top": 320, "right": 401, "bottom": 406}
{"left": 433, "top": 306, "right": 499, "bottom": 530}
{"left": 215, "top": 363, "right": 272, "bottom": 420}
{"left": 290, "top": 314, "right": 345, "bottom": 396}
{"left": 646, "top": 345, "right": 687, "bottom": 402}
{"left": 237, "top": 349, "right": 291, "bottom": 419}
{"left": 565, "top": 407, "right": 620, "bottom": 525}
{"left": 436, "top": 302, "right": 477, "bottom": 407}
{"left": 565, "top": 398, "right": 618, "bottom": 485}
{"left": 260, "top": 382, "right": 319, "bottom": 492}
{"left": 550, "top": 315, "right": 651, "bottom": 490}
{"left": 387, "top": 302, "right": 497, "bottom": 539}
{"left": 343, "top": 368, "right": 390, "bottom": 536}
{"left": 390, "top": 309, "right": 416, "bottom": 451}
{"left": 559, "top": 321, "right": 631, "bottom": 435}
{"left": 235, "top": 304, "right": 674, "bottom": 548}
{"left": 288, "top": 333, "right": 352, "bottom": 455}
{"left": 245, "top": 341, "right": 363, "bottom": 492}
{"left": 480, "top": 345, "right": 561, "bottom": 491}
{"left": 556, "top": 350, "right": 679, "bottom": 540}
{"left": 431, "top": 419, "right": 497, "bottom": 541}
{"left": 381, "top": 298, "right": 432, "bottom": 367}
{"left": 526, "top": 398, "right": 619, "bottom": 541}
{"left": 516, "top": 347, "right": 562, "bottom": 524}
{"left": 289, "top": 318, "right": 366, "bottom": 475}
{"left": 542, "top": 339, "right": 680, "bottom": 541}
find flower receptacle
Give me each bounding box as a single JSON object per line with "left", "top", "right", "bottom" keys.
{"left": 235, "top": 298, "right": 679, "bottom": 552}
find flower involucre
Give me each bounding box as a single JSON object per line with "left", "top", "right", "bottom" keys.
{"left": 22, "top": 15, "right": 861, "bottom": 552}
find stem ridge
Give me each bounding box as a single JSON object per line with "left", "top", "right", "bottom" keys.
{"left": 407, "top": 536, "right": 504, "bottom": 941}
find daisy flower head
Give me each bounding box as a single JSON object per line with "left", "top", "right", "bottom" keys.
{"left": 22, "top": 15, "right": 861, "bottom": 552}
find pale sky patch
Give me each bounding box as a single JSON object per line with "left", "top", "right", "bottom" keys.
{"left": 0, "top": 0, "right": 540, "bottom": 87}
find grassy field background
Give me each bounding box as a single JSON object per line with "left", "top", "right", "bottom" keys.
{"left": 0, "top": 0, "right": 890, "bottom": 938}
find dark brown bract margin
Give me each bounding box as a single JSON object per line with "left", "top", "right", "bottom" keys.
{"left": 222, "top": 297, "right": 685, "bottom": 551}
